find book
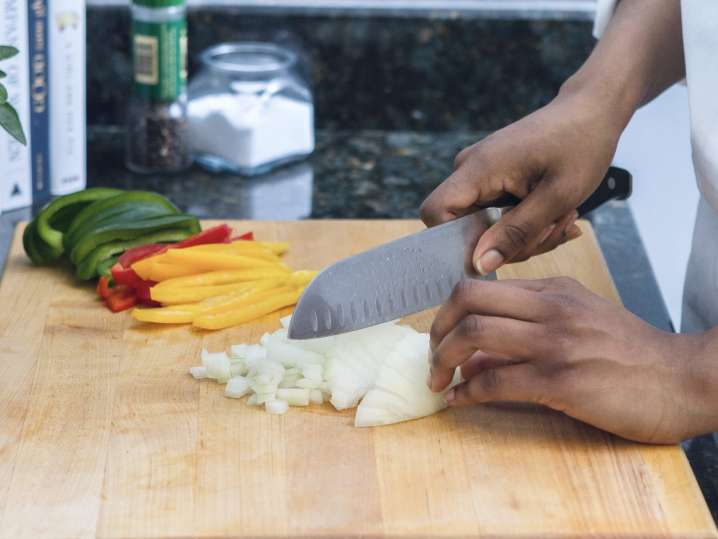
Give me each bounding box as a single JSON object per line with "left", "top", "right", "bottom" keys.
{"left": 49, "top": 0, "right": 86, "bottom": 196}
{"left": 27, "top": 0, "right": 51, "bottom": 209}
{"left": 0, "top": 0, "right": 33, "bottom": 212}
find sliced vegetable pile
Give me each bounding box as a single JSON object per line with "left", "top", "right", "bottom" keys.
{"left": 129, "top": 239, "right": 317, "bottom": 329}
{"left": 190, "top": 316, "right": 460, "bottom": 427}
{"left": 23, "top": 189, "right": 315, "bottom": 328}
{"left": 24, "top": 188, "right": 200, "bottom": 280}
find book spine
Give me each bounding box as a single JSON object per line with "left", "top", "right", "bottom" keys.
{"left": 0, "top": 0, "right": 32, "bottom": 212}
{"left": 27, "top": 0, "right": 51, "bottom": 209}
{"left": 49, "top": 0, "right": 85, "bottom": 196}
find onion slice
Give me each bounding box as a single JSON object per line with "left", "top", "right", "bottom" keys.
{"left": 354, "top": 333, "right": 460, "bottom": 427}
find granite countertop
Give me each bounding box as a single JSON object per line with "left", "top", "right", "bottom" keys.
{"left": 0, "top": 127, "right": 715, "bottom": 521}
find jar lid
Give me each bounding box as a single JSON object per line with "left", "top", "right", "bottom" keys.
{"left": 201, "top": 42, "right": 297, "bottom": 75}
{"left": 132, "top": 0, "right": 185, "bottom": 8}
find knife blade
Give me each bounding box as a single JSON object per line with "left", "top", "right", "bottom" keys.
{"left": 288, "top": 166, "right": 632, "bottom": 339}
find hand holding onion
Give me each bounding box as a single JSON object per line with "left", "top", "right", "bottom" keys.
{"left": 427, "top": 277, "right": 716, "bottom": 444}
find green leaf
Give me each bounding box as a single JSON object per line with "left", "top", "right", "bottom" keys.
{"left": 0, "top": 46, "right": 19, "bottom": 61}
{"left": 0, "top": 102, "right": 27, "bottom": 145}
{"left": 0, "top": 70, "right": 6, "bottom": 78}
{"left": 0, "top": 83, "right": 7, "bottom": 104}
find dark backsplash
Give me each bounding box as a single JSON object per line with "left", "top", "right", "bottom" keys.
{"left": 87, "top": 9, "right": 595, "bottom": 131}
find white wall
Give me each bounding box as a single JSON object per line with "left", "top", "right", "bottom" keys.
{"left": 611, "top": 84, "right": 699, "bottom": 327}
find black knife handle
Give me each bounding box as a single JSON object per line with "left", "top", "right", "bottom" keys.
{"left": 480, "top": 166, "right": 632, "bottom": 217}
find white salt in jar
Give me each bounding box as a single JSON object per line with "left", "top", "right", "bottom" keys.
{"left": 188, "top": 42, "right": 314, "bottom": 176}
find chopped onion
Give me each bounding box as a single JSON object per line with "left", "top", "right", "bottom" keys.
{"left": 194, "top": 319, "right": 456, "bottom": 428}
{"left": 302, "top": 363, "right": 322, "bottom": 382}
{"left": 255, "top": 392, "right": 276, "bottom": 404}
{"left": 230, "top": 362, "right": 247, "bottom": 377}
{"left": 354, "top": 333, "right": 460, "bottom": 427}
{"left": 266, "top": 399, "right": 289, "bottom": 414}
{"left": 201, "top": 350, "right": 232, "bottom": 382}
{"left": 225, "top": 376, "right": 251, "bottom": 398}
{"left": 295, "top": 378, "right": 320, "bottom": 389}
{"left": 189, "top": 366, "right": 208, "bottom": 379}
{"left": 276, "top": 388, "right": 310, "bottom": 406}
{"left": 279, "top": 374, "right": 302, "bottom": 388}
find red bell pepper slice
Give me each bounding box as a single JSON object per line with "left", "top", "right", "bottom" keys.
{"left": 112, "top": 263, "right": 146, "bottom": 287}
{"left": 232, "top": 231, "right": 254, "bottom": 241}
{"left": 105, "top": 287, "right": 138, "bottom": 313}
{"left": 175, "top": 224, "right": 232, "bottom": 248}
{"left": 118, "top": 243, "right": 169, "bottom": 268}
{"left": 96, "top": 276, "right": 113, "bottom": 300}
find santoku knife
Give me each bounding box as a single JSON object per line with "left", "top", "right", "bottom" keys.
{"left": 288, "top": 166, "right": 632, "bottom": 339}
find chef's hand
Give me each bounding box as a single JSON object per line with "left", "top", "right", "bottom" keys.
{"left": 420, "top": 89, "right": 623, "bottom": 275}
{"left": 427, "top": 277, "right": 714, "bottom": 444}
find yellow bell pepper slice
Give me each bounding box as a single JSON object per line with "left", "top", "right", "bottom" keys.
{"left": 150, "top": 281, "right": 261, "bottom": 305}
{"left": 131, "top": 304, "right": 200, "bottom": 324}
{"left": 288, "top": 270, "right": 318, "bottom": 288}
{"left": 151, "top": 268, "right": 291, "bottom": 291}
{"left": 162, "top": 249, "right": 288, "bottom": 271}
{"left": 193, "top": 287, "right": 303, "bottom": 330}
{"left": 194, "top": 279, "right": 288, "bottom": 315}
{"left": 172, "top": 243, "right": 280, "bottom": 262}
{"left": 254, "top": 241, "right": 289, "bottom": 255}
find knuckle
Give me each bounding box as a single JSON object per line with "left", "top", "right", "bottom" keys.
{"left": 419, "top": 198, "right": 437, "bottom": 224}
{"left": 478, "top": 368, "right": 502, "bottom": 395}
{"left": 502, "top": 222, "right": 531, "bottom": 250}
{"left": 457, "top": 314, "right": 484, "bottom": 339}
{"left": 451, "top": 278, "right": 477, "bottom": 305}
{"left": 429, "top": 323, "right": 442, "bottom": 349}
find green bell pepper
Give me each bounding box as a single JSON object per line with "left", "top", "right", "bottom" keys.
{"left": 74, "top": 227, "right": 194, "bottom": 280}
{"left": 32, "top": 187, "right": 122, "bottom": 261}
{"left": 69, "top": 214, "right": 200, "bottom": 266}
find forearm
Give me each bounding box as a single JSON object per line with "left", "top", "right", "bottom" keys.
{"left": 682, "top": 329, "right": 718, "bottom": 436}
{"left": 559, "top": 0, "right": 684, "bottom": 135}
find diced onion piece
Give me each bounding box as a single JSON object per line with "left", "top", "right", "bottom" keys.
{"left": 295, "top": 378, "right": 320, "bottom": 389}
{"left": 189, "top": 366, "right": 208, "bottom": 379}
{"left": 266, "top": 399, "right": 289, "bottom": 415}
{"left": 230, "top": 362, "right": 247, "bottom": 377}
{"left": 265, "top": 336, "right": 324, "bottom": 368}
{"left": 309, "top": 389, "right": 324, "bottom": 404}
{"left": 252, "top": 382, "right": 278, "bottom": 395}
{"left": 247, "top": 394, "right": 259, "bottom": 406}
{"left": 201, "top": 349, "right": 232, "bottom": 382}
{"left": 255, "top": 392, "right": 276, "bottom": 404}
{"left": 279, "top": 375, "right": 301, "bottom": 388}
{"left": 276, "top": 388, "right": 310, "bottom": 406}
{"left": 225, "top": 376, "right": 251, "bottom": 398}
{"left": 302, "top": 363, "right": 322, "bottom": 382}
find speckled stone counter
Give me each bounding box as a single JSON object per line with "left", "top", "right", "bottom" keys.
{"left": 87, "top": 10, "right": 594, "bottom": 131}
{"left": 0, "top": 127, "right": 715, "bottom": 522}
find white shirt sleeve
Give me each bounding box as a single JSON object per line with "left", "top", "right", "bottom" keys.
{"left": 593, "top": 0, "right": 619, "bottom": 38}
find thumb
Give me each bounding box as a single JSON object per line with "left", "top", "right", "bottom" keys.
{"left": 473, "top": 179, "right": 575, "bottom": 274}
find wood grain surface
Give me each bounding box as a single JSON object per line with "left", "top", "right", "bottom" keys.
{"left": 0, "top": 220, "right": 714, "bottom": 538}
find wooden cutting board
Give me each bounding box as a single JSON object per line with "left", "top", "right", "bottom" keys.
{"left": 0, "top": 220, "right": 715, "bottom": 539}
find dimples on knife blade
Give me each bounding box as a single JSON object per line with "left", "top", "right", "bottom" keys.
{"left": 288, "top": 211, "right": 496, "bottom": 339}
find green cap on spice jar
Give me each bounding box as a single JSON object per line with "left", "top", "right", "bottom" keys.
{"left": 132, "top": 0, "right": 185, "bottom": 8}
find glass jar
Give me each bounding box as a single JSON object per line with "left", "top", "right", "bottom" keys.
{"left": 188, "top": 42, "right": 315, "bottom": 176}
{"left": 126, "top": 0, "right": 191, "bottom": 174}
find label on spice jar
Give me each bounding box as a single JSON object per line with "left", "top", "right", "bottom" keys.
{"left": 132, "top": 18, "right": 187, "bottom": 101}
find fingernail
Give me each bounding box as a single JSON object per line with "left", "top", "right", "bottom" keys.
{"left": 426, "top": 371, "right": 433, "bottom": 390}
{"left": 444, "top": 389, "right": 456, "bottom": 405}
{"left": 475, "top": 249, "right": 504, "bottom": 275}
{"left": 539, "top": 224, "right": 556, "bottom": 245}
